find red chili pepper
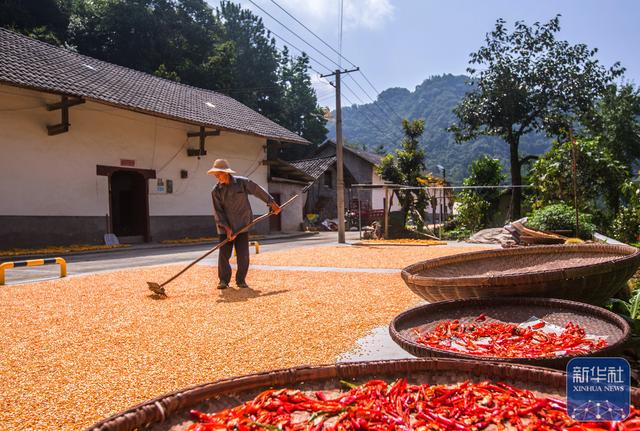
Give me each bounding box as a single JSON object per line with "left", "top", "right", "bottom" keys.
{"left": 187, "top": 380, "right": 638, "bottom": 431}
{"left": 413, "top": 315, "right": 606, "bottom": 358}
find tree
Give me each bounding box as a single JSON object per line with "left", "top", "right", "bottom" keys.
{"left": 529, "top": 138, "right": 628, "bottom": 220}
{"left": 68, "top": 0, "right": 224, "bottom": 85}
{"left": 450, "top": 16, "right": 624, "bottom": 219}
{"left": 279, "top": 50, "right": 327, "bottom": 143}
{"left": 455, "top": 156, "right": 506, "bottom": 231}
{"left": 0, "top": 0, "right": 70, "bottom": 44}
{"left": 585, "top": 83, "right": 640, "bottom": 169}
{"left": 376, "top": 119, "right": 428, "bottom": 230}
{"left": 215, "top": 1, "right": 283, "bottom": 119}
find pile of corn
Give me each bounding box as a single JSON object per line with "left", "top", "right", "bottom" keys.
{"left": 249, "top": 245, "right": 492, "bottom": 269}
{"left": 0, "top": 266, "right": 418, "bottom": 431}
{"left": 356, "top": 239, "right": 447, "bottom": 246}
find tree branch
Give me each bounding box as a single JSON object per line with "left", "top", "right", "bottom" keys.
{"left": 520, "top": 155, "right": 539, "bottom": 164}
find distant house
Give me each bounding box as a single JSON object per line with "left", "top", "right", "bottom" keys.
{"left": 0, "top": 28, "right": 308, "bottom": 248}
{"left": 288, "top": 155, "right": 357, "bottom": 219}
{"left": 311, "top": 140, "right": 402, "bottom": 215}
{"left": 265, "top": 159, "right": 314, "bottom": 231}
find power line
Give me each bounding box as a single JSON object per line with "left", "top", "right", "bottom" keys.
{"left": 343, "top": 75, "right": 399, "bottom": 127}
{"left": 248, "top": 0, "right": 344, "bottom": 71}
{"left": 249, "top": 3, "right": 404, "bottom": 149}
{"left": 339, "top": 90, "right": 402, "bottom": 143}
{"left": 266, "top": 28, "right": 333, "bottom": 73}
{"left": 268, "top": 0, "right": 357, "bottom": 68}
{"left": 339, "top": 0, "right": 344, "bottom": 68}
{"left": 265, "top": 0, "right": 404, "bottom": 122}
{"left": 358, "top": 70, "right": 404, "bottom": 121}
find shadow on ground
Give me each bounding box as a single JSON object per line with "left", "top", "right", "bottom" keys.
{"left": 216, "top": 287, "right": 290, "bottom": 303}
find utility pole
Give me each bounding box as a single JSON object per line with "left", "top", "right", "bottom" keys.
{"left": 321, "top": 67, "right": 359, "bottom": 243}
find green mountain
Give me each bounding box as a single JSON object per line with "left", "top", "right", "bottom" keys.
{"left": 327, "top": 74, "right": 551, "bottom": 184}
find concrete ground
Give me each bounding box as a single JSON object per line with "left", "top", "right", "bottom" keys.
{"left": 2, "top": 231, "right": 360, "bottom": 285}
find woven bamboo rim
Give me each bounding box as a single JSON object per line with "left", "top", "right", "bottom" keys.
{"left": 401, "top": 243, "right": 640, "bottom": 304}
{"left": 389, "top": 297, "right": 631, "bottom": 369}
{"left": 84, "top": 358, "right": 640, "bottom": 431}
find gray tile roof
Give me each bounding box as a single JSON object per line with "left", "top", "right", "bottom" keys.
{"left": 290, "top": 156, "right": 336, "bottom": 179}
{"left": 318, "top": 140, "right": 382, "bottom": 166}
{"left": 348, "top": 146, "right": 382, "bottom": 165}
{"left": 0, "top": 28, "right": 308, "bottom": 144}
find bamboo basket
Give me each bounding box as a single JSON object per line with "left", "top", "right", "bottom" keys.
{"left": 401, "top": 243, "right": 640, "bottom": 304}
{"left": 389, "top": 297, "right": 630, "bottom": 369}
{"left": 84, "top": 358, "right": 640, "bottom": 431}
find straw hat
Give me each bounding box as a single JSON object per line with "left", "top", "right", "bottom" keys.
{"left": 207, "top": 159, "right": 236, "bottom": 175}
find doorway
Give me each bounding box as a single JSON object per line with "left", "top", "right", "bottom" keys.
{"left": 270, "top": 193, "right": 282, "bottom": 232}
{"left": 110, "top": 170, "right": 148, "bottom": 239}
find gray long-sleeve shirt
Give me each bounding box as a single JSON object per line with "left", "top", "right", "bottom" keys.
{"left": 211, "top": 175, "right": 274, "bottom": 234}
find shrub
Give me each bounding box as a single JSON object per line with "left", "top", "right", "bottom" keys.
{"left": 456, "top": 192, "right": 490, "bottom": 233}
{"left": 611, "top": 206, "right": 640, "bottom": 244}
{"left": 527, "top": 203, "right": 596, "bottom": 238}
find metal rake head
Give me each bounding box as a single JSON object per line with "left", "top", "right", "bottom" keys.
{"left": 147, "top": 281, "right": 167, "bottom": 297}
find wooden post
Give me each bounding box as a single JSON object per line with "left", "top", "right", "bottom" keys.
{"left": 335, "top": 70, "right": 346, "bottom": 244}
{"left": 384, "top": 186, "right": 389, "bottom": 239}
{"left": 320, "top": 67, "right": 359, "bottom": 244}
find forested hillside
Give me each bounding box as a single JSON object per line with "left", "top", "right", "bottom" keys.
{"left": 329, "top": 74, "right": 551, "bottom": 183}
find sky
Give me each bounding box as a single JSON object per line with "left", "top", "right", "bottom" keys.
{"left": 210, "top": 0, "right": 640, "bottom": 110}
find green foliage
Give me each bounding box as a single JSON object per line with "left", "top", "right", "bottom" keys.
{"left": 527, "top": 203, "right": 596, "bottom": 238}
{"left": 462, "top": 156, "right": 506, "bottom": 203}
{"left": 455, "top": 192, "right": 490, "bottom": 233}
{"left": 610, "top": 181, "right": 640, "bottom": 243}
{"left": 529, "top": 138, "right": 629, "bottom": 219}
{"left": 612, "top": 206, "right": 640, "bottom": 244}
{"left": 449, "top": 16, "right": 624, "bottom": 219}
{"left": 441, "top": 227, "right": 472, "bottom": 241}
{"left": 278, "top": 51, "right": 328, "bottom": 143}
{"left": 607, "top": 287, "right": 640, "bottom": 355}
{"left": 333, "top": 74, "right": 551, "bottom": 185}
{"left": 3, "top": 0, "right": 327, "bottom": 143}
{"left": 375, "top": 119, "right": 429, "bottom": 231}
{"left": 585, "top": 83, "right": 640, "bottom": 168}
{"left": 454, "top": 156, "right": 505, "bottom": 231}
{"left": 0, "top": 0, "right": 70, "bottom": 44}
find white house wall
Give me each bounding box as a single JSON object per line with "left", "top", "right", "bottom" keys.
{"left": 371, "top": 171, "right": 401, "bottom": 211}
{"left": 267, "top": 181, "right": 306, "bottom": 232}
{"left": 0, "top": 84, "right": 272, "bottom": 246}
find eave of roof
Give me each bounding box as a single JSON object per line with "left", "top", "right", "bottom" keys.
{"left": 0, "top": 28, "right": 309, "bottom": 145}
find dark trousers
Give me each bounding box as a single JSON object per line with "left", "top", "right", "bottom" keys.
{"left": 218, "top": 232, "right": 249, "bottom": 284}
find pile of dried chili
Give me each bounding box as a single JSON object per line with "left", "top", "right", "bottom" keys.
{"left": 412, "top": 314, "right": 606, "bottom": 358}
{"left": 188, "top": 379, "right": 639, "bottom": 431}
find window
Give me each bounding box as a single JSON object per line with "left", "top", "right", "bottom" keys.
{"left": 324, "top": 171, "right": 333, "bottom": 188}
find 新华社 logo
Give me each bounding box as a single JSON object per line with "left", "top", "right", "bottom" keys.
{"left": 567, "top": 357, "right": 631, "bottom": 422}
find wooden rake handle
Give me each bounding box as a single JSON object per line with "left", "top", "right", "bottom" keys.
{"left": 157, "top": 186, "right": 309, "bottom": 289}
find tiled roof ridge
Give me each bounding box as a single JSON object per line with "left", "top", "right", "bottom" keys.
{"left": 0, "top": 27, "right": 308, "bottom": 144}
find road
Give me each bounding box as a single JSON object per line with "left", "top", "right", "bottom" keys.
{"left": 2, "top": 231, "right": 362, "bottom": 285}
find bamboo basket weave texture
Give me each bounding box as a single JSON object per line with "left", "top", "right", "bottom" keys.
{"left": 401, "top": 244, "right": 640, "bottom": 304}
{"left": 84, "top": 358, "right": 640, "bottom": 431}
{"left": 389, "top": 297, "right": 631, "bottom": 369}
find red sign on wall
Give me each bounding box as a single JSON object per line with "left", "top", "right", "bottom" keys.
{"left": 120, "top": 159, "right": 135, "bottom": 167}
